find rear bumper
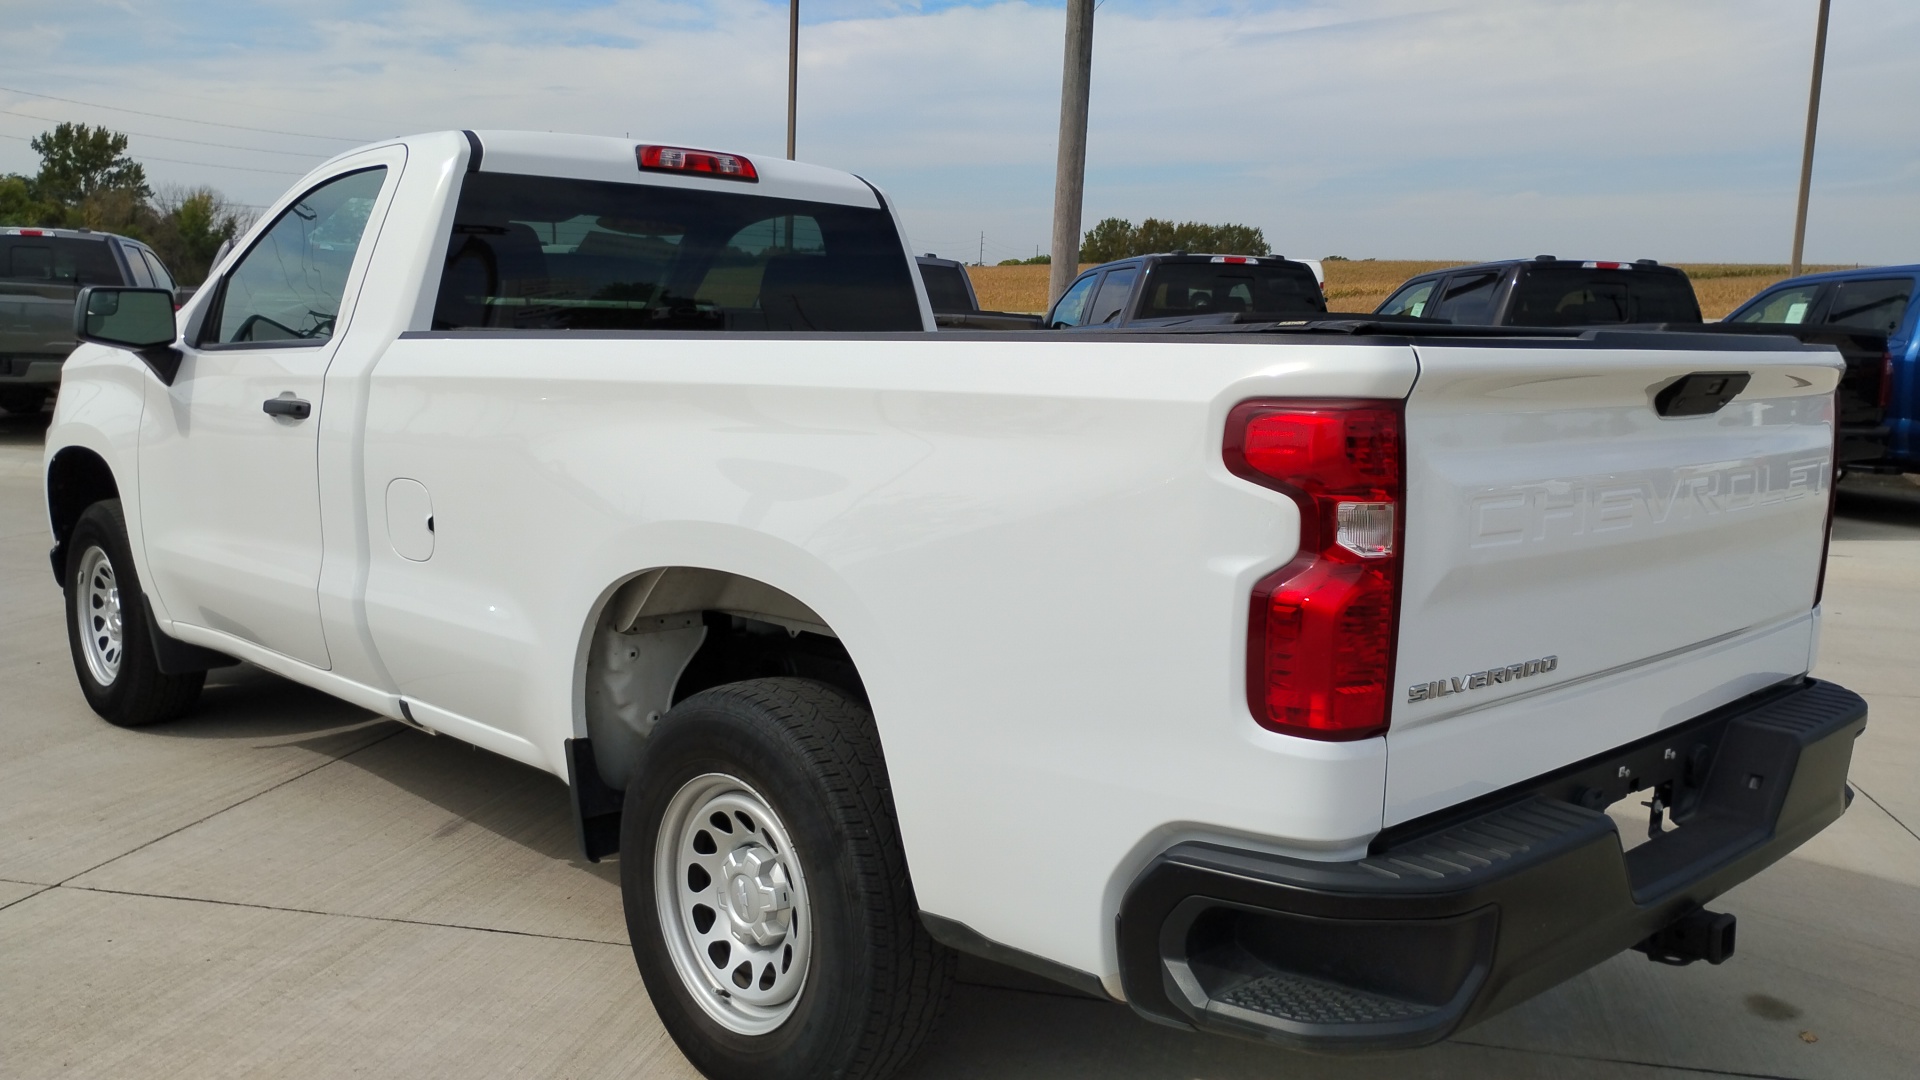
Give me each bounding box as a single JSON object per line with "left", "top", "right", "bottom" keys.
{"left": 1117, "top": 678, "right": 1866, "bottom": 1052}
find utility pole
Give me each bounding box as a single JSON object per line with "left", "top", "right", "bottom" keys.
{"left": 786, "top": 1, "right": 799, "bottom": 160}
{"left": 1048, "top": 0, "right": 1095, "bottom": 306}
{"left": 1790, "top": 0, "right": 1832, "bottom": 276}
{"left": 979, "top": 231, "right": 985, "bottom": 265}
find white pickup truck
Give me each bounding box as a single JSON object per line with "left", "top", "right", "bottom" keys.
{"left": 43, "top": 130, "right": 1867, "bottom": 1080}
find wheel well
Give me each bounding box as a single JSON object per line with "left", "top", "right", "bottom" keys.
{"left": 46, "top": 447, "right": 119, "bottom": 583}
{"left": 582, "top": 568, "right": 864, "bottom": 793}
{"left": 570, "top": 567, "right": 868, "bottom": 862}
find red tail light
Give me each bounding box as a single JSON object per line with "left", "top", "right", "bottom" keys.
{"left": 636, "top": 144, "right": 758, "bottom": 182}
{"left": 1226, "top": 400, "right": 1405, "bottom": 740}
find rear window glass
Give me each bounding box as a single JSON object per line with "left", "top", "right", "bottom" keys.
{"left": 433, "top": 173, "right": 921, "bottom": 332}
{"left": 1823, "top": 278, "right": 1912, "bottom": 335}
{"left": 0, "top": 236, "right": 122, "bottom": 286}
{"left": 1506, "top": 266, "right": 1700, "bottom": 326}
{"left": 918, "top": 262, "right": 973, "bottom": 314}
{"left": 1135, "top": 261, "right": 1324, "bottom": 320}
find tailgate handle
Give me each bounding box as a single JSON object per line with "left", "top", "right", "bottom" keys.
{"left": 1654, "top": 372, "right": 1750, "bottom": 418}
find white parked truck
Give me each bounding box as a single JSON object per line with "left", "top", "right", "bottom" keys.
{"left": 43, "top": 130, "right": 1866, "bottom": 1080}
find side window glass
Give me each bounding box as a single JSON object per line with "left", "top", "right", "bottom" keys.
{"left": 213, "top": 167, "right": 387, "bottom": 344}
{"left": 1088, "top": 266, "right": 1138, "bottom": 324}
{"left": 1050, "top": 274, "right": 1100, "bottom": 327}
{"left": 1824, "top": 278, "right": 1912, "bottom": 334}
{"left": 1427, "top": 271, "right": 1503, "bottom": 325}
{"left": 141, "top": 250, "right": 176, "bottom": 292}
{"left": 1732, "top": 284, "right": 1822, "bottom": 324}
{"left": 120, "top": 245, "right": 154, "bottom": 287}
{"left": 1378, "top": 279, "right": 1435, "bottom": 318}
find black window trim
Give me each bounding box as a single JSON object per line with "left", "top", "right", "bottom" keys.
{"left": 195, "top": 164, "right": 390, "bottom": 351}
{"left": 1090, "top": 261, "right": 1142, "bottom": 325}
{"left": 1050, "top": 270, "right": 1106, "bottom": 327}
{"left": 1429, "top": 266, "right": 1513, "bottom": 325}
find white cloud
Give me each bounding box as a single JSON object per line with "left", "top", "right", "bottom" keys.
{"left": 1, "top": 0, "right": 1915, "bottom": 262}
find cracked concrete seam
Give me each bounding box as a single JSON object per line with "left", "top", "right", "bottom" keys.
{"left": 1850, "top": 782, "right": 1920, "bottom": 845}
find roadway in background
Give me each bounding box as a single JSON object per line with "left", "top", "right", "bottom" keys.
{"left": 2, "top": 406, "right": 1916, "bottom": 1080}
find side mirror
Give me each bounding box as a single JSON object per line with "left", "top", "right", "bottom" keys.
{"left": 74, "top": 287, "right": 183, "bottom": 384}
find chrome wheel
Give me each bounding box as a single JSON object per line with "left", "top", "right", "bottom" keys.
{"left": 76, "top": 545, "right": 124, "bottom": 686}
{"left": 655, "top": 772, "right": 813, "bottom": 1036}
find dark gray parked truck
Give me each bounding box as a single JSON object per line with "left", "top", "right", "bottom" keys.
{"left": 1, "top": 227, "right": 178, "bottom": 415}
{"left": 915, "top": 254, "right": 1043, "bottom": 330}
{"left": 1376, "top": 257, "right": 1702, "bottom": 328}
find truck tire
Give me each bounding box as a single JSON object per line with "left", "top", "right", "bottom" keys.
{"left": 63, "top": 500, "right": 205, "bottom": 727}
{"left": 622, "top": 677, "right": 953, "bottom": 1080}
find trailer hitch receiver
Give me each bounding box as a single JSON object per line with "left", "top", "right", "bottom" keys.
{"left": 1635, "top": 907, "right": 1736, "bottom": 966}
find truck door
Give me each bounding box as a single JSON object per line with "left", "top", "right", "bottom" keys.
{"left": 138, "top": 160, "right": 397, "bottom": 668}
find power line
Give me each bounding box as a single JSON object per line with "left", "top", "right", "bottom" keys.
{"left": 1, "top": 109, "right": 327, "bottom": 158}
{"left": 0, "top": 130, "right": 304, "bottom": 175}
{"left": 0, "top": 83, "right": 370, "bottom": 143}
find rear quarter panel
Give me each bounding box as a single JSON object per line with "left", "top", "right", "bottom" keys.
{"left": 358, "top": 332, "right": 1415, "bottom": 978}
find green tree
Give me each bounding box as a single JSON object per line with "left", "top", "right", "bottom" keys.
{"left": 148, "top": 187, "right": 250, "bottom": 284}
{"left": 0, "top": 126, "right": 250, "bottom": 285}
{"left": 1080, "top": 217, "right": 1268, "bottom": 263}
{"left": 30, "top": 123, "right": 150, "bottom": 207}
{"left": 0, "top": 173, "right": 57, "bottom": 226}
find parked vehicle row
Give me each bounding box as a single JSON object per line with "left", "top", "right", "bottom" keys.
{"left": 1720, "top": 266, "right": 1919, "bottom": 471}
{"left": 0, "top": 227, "right": 181, "bottom": 416}
{"left": 1012, "top": 249, "right": 1915, "bottom": 472}
{"left": 44, "top": 130, "right": 1866, "bottom": 1080}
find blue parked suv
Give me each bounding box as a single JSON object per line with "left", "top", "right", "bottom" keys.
{"left": 1724, "top": 266, "right": 1918, "bottom": 470}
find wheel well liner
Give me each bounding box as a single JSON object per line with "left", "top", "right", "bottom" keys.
{"left": 46, "top": 447, "right": 119, "bottom": 583}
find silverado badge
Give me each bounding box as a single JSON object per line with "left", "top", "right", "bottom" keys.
{"left": 1408, "top": 656, "right": 1558, "bottom": 703}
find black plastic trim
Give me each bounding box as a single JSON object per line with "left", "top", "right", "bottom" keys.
{"left": 462, "top": 129, "right": 484, "bottom": 173}
{"left": 565, "top": 737, "right": 624, "bottom": 862}
{"left": 1117, "top": 678, "right": 1867, "bottom": 1052}
{"left": 141, "top": 599, "right": 239, "bottom": 674}
{"left": 851, "top": 174, "right": 889, "bottom": 213}
{"left": 920, "top": 912, "right": 1111, "bottom": 1001}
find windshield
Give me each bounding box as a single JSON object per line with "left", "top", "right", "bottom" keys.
{"left": 0, "top": 236, "right": 122, "bottom": 286}
{"left": 1507, "top": 266, "right": 1700, "bottom": 326}
{"left": 1134, "top": 261, "right": 1324, "bottom": 320}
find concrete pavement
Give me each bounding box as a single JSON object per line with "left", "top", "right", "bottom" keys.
{"left": 2, "top": 409, "right": 1916, "bottom": 1079}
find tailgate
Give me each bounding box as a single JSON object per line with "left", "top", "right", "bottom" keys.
{"left": 1386, "top": 339, "right": 1838, "bottom": 824}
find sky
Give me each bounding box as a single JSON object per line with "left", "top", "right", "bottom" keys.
{"left": 2, "top": 0, "right": 1916, "bottom": 265}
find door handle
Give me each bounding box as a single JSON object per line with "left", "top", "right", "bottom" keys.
{"left": 262, "top": 397, "right": 312, "bottom": 420}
